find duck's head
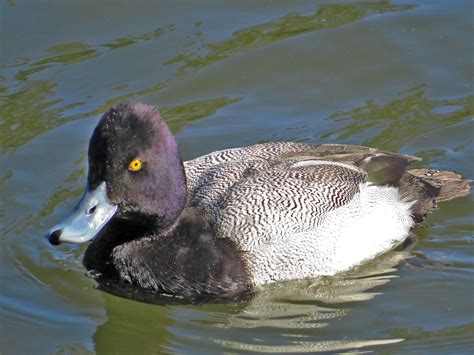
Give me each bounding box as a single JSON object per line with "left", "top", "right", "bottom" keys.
{"left": 45, "top": 103, "right": 186, "bottom": 245}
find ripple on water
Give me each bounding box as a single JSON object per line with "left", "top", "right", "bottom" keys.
{"left": 167, "top": 251, "right": 411, "bottom": 353}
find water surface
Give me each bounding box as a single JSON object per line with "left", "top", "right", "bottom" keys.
{"left": 1, "top": 0, "right": 473, "bottom": 353}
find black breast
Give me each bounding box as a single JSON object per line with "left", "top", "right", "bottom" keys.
{"left": 84, "top": 209, "right": 251, "bottom": 301}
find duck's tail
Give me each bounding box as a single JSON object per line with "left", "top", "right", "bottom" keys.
{"left": 399, "top": 169, "right": 472, "bottom": 223}
{"left": 289, "top": 143, "right": 471, "bottom": 224}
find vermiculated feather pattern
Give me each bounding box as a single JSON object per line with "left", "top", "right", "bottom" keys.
{"left": 184, "top": 142, "right": 413, "bottom": 285}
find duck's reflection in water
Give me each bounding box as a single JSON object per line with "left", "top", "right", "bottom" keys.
{"left": 92, "top": 249, "right": 411, "bottom": 353}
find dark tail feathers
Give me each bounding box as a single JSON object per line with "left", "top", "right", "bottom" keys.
{"left": 400, "top": 169, "right": 472, "bottom": 223}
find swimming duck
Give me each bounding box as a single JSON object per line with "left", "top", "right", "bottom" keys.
{"left": 45, "top": 103, "right": 471, "bottom": 300}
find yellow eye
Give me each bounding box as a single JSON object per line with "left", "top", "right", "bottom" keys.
{"left": 128, "top": 159, "right": 143, "bottom": 172}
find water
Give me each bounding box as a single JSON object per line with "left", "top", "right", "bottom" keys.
{"left": 1, "top": 0, "right": 473, "bottom": 353}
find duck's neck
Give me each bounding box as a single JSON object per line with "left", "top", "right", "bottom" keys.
{"left": 84, "top": 160, "right": 187, "bottom": 270}
{"left": 83, "top": 218, "right": 156, "bottom": 278}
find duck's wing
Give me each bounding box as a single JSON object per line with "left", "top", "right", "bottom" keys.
{"left": 184, "top": 143, "right": 420, "bottom": 244}
{"left": 185, "top": 142, "right": 420, "bottom": 189}
{"left": 184, "top": 142, "right": 319, "bottom": 210}
{"left": 184, "top": 142, "right": 318, "bottom": 191}
{"left": 214, "top": 159, "right": 366, "bottom": 242}
{"left": 279, "top": 143, "right": 420, "bottom": 185}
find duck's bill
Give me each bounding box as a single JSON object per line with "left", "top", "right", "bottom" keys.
{"left": 45, "top": 182, "right": 117, "bottom": 245}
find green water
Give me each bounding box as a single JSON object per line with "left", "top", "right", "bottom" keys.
{"left": 1, "top": 1, "right": 473, "bottom": 353}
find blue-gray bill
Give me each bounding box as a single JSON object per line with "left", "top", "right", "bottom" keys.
{"left": 45, "top": 182, "right": 117, "bottom": 245}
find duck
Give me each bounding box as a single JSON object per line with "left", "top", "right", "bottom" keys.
{"left": 45, "top": 103, "right": 471, "bottom": 300}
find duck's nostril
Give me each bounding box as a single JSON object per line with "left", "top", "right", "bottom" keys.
{"left": 47, "top": 229, "right": 63, "bottom": 245}
{"left": 87, "top": 205, "right": 97, "bottom": 215}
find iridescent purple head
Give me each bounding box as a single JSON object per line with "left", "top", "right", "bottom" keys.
{"left": 46, "top": 103, "right": 187, "bottom": 245}
{"left": 89, "top": 103, "right": 187, "bottom": 225}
